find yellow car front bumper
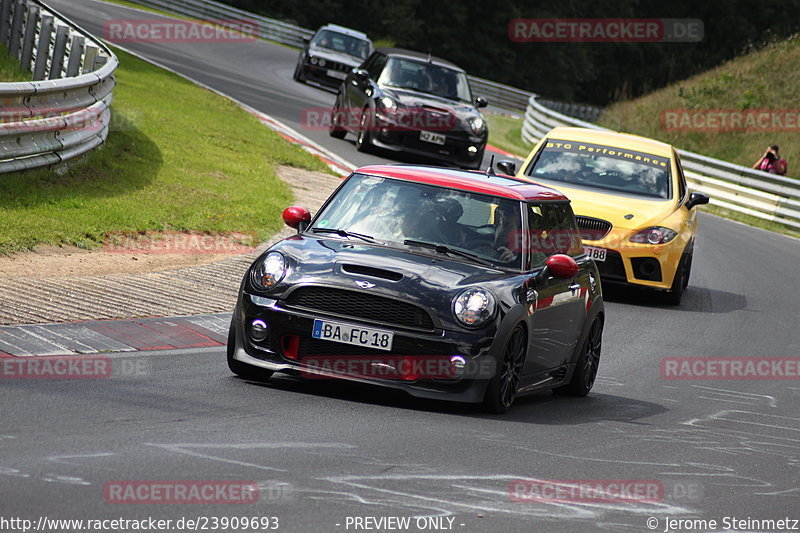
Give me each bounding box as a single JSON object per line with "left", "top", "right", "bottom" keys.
{"left": 583, "top": 228, "right": 688, "bottom": 290}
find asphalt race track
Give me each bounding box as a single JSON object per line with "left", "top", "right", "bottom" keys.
{"left": 2, "top": 1, "right": 799, "bottom": 531}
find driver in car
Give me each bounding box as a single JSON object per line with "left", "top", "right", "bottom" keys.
{"left": 492, "top": 203, "right": 520, "bottom": 263}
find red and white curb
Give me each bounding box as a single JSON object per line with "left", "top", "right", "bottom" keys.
{"left": 0, "top": 314, "right": 230, "bottom": 357}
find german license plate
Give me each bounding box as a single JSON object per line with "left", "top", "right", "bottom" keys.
{"left": 312, "top": 319, "right": 393, "bottom": 351}
{"left": 420, "top": 130, "right": 446, "bottom": 145}
{"left": 584, "top": 246, "right": 607, "bottom": 262}
{"left": 327, "top": 69, "right": 347, "bottom": 80}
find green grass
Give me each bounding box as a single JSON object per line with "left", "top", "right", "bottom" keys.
{"left": 97, "top": 0, "right": 179, "bottom": 18}
{"left": 0, "top": 44, "right": 31, "bottom": 81}
{"left": 597, "top": 36, "right": 800, "bottom": 178}
{"left": 0, "top": 47, "right": 327, "bottom": 255}
{"left": 485, "top": 113, "right": 530, "bottom": 157}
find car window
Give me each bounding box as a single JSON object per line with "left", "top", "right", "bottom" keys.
{"left": 310, "top": 174, "right": 524, "bottom": 269}
{"left": 527, "top": 139, "right": 672, "bottom": 199}
{"left": 366, "top": 53, "right": 387, "bottom": 79}
{"left": 312, "top": 30, "right": 371, "bottom": 59}
{"left": 376, "top": 58, "right": 472, "bottom": 103}
{"left": 526, "top": 202, "right": 584, "bottom": 269}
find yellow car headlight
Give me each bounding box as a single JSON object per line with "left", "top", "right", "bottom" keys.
{"left": 630, "top": 227, "right": 678, "bottom": 245}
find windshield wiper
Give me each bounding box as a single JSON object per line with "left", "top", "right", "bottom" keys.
{"left": 403, "top": 239, "right": 494, "bottom": 267}
{"left": 311, "top": 227, "right": 380, "bottom": 244}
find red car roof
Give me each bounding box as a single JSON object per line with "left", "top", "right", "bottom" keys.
{"left": 356, "top": 165, "right": 568, "bottom": 202}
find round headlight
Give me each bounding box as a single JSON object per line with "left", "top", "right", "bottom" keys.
{"left": 468, "top": 116, "right": 486, "bottom": 134}
{"left": 453, "top": 288, "right": 496, "bottom": 327}
{"left": 252, "top": 252, "right": 287, "bottom": 290}
{"left": 310, "top": 56, "right": 318, "bottom": 65}
{"left": 318, "top": 58, "right": 326, "bottom": 67}
{"left": 379, "top": 96, "right": 397, "bottom": 112}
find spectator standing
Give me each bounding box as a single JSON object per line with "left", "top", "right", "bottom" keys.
{"left": 753, "top": 144, "right": 787, "bottom": 175}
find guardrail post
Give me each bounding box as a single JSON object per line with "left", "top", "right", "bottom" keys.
{"left": 32, "top": 14, "right": 52, "bottom": 80}
{"left": 49, "top": 24, "right": 69, "bottom": 79}
{"left": 65, "top": 34, "right": 84, "bottom": 77}
{"left": 82, "top": 45, "right": 98, "bottom": 74}
{"left": 0, "top": 0, "right": 12, "bottom": 46}
{"left": 19, "top": 3, "right": 37, "bottom": 72}
{"left": 8, "top": 0, "right": 25, "bottom": 58}
{"left": 92, "top": 54, "right": 107, "bottom": 71}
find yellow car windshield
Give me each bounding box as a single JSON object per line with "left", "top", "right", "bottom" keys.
{"left": 527, "top": 140, "right": 672, "bottom": 199}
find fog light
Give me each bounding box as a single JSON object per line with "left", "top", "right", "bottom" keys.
{"left": 250, "top": 319, "right": 269, "bottom": 342}
{"left": 450, "top": 355, "right": 466, "bottom": 377}
{"left": 467, "top": 146, "right": 477, "bottom": 153}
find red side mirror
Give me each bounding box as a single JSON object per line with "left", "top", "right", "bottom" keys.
{"left": 282, "top": 206, "right": 311, "bottom": 230}
{"left": 545, "top": 254, "right": 579, "bottom": 279}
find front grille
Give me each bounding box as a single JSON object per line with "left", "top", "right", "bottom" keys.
{"left": 575, "top": 216, "right": 612, "bottom": 241}
{"left": 297, "top": 337, "right": 431, "bottom": 358}
{"left": 596, "top": 249, "right": 627, "bottom": 282}
{"left": 327, "top": 61, "right": 350, "bottom": 72}
{"left": 284, "top": 286, "right": 435, "bottom": 331}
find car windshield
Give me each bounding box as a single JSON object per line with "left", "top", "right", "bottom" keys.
{"left": 311, "top": 30, "right": 370, "bottom": 59}
{"left": 309, "top": 174, "right": 524, "bottom": 269}
{"left": 377, "top": 58, "right": 472, "bottom": 103}
{"left": 526, "top": 140, "right": 672, "bottom": 199}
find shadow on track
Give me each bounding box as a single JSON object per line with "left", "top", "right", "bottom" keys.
{"left": 602, "top": 283, "right": 748, "bottom": 314}
{"left": 232, "top": 374, "right": 666, "bottom": 425}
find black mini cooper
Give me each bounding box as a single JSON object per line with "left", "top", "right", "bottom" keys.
{"left": 227, "top": 165, "right": 605, "bottom": 412}
{"left": 329, "top": 48, "right": 489, "bottom": 170}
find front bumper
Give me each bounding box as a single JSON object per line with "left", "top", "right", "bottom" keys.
{"left": 230, "top": 292, "right": 496, "bottom": 403}
{"left": 584, "top": 228, "right": 687, "bottom": 290}
{"left": 368, "top": 113, "right": 486, "bottom": 168}
{"left": 301, "top": 63, "right": 349, "bottom": 88}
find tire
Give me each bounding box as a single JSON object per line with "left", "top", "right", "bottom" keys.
{"left": 293, "top": 59, "right": 306, "bottom": 83}
{"left": 355, "top": 108, "right": 373, "bottom": 153}
{"left": 682, "top": 249, "right": 693, "bottom": 289}
{"left": 329, "top": 96, "right": 347, "bottom": 139}
{"left": 227, "top": 316, "right": 274, "bottom": 382}
{"left": 483, "top": 324, "right": 527, "bottom": 414}
{"left": 558, "top": 316, "right": 602, "bottom": 397}
{"left": 663, "top": 253, "right": 689, "bottom": 305}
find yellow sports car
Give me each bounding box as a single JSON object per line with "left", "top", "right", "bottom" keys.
{"left": 513, "top": 127, "right": 709, "bottom": 304}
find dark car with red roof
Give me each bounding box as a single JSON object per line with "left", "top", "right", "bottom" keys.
{"left": 227, "top": 165, "right": 605, "bottom": 412}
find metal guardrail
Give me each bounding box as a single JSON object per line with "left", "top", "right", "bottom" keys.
{"left": 521, "top": 94, "right": 800, "bottom": 231}
{"left": 129, "top": 0, "right": 314, "bottom": 47}
{"left": 127, "top": 0, "right": 537, "bottom": 114}
{"left": 0, "top": 0, "right": 118, "bottom": 174}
